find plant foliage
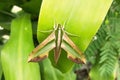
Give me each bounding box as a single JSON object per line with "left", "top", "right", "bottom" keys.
{"left": 1, "top": 0, "right": 120, "bottom": 80}
{"left": 86, "top": 0, "right": 120, "bottom": 80}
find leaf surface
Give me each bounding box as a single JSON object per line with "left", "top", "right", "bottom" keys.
{"left": 1, "top": 13, "right": 41, "bottom": 80}
{"left": 37, "top": 0, "right": 113, "bottom": 72}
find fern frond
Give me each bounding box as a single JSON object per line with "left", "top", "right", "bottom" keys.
{"left": 99, "top": 41, "right": 118, "bottom": 77}
{"left": 89, "top": 1, "right": 120, "bottom": 79}
{"left": 98, "top": 18, "right": 120, "bottom": 79}
{"left": 85, "top": 25, "right": 107, "bottom": 63}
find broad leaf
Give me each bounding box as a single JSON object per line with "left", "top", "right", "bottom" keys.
{"left": 40, "top": 59, "right": 76, "bottom": 80}
{"left": 0, "top": 46, "right": 3, "bottom": 80}
{"left": 37, "top": 0, "right": 113, "bottom": 72}
{"left": 21, "top": 0, "right": 42, "bottom": 15}
{"left": 1, "top": 13, "right": 41, "bottom": 80}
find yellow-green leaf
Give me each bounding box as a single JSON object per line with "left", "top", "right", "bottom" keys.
{"left": 1, "top": 13, "right": 41, "bottom": 80}
{"left": 37, "top": 0, "right": 113, "bottom": 72}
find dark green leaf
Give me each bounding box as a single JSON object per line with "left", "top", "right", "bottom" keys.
{"left": 21, "top": 0, "right": 42, "bottom": 16}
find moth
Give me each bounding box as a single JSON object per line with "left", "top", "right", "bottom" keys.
{"left": 28, "top": 23, "right": 86, "bottom": 64}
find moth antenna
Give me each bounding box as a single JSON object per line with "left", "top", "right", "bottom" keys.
{"left": 53, "top": 19, "right": 58, "bottom": 30}
{"left": 63, "top": 21, "right": 66, "bottom": 29}
{"left": 63, "top": 18, "right": 69, "bottom": 29}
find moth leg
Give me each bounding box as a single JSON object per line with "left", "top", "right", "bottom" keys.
{"left": 64, "top": 31, "right": 80, "bottom": 38}
{"left": 37, "top": 30, "right": 53, "bottom": 33}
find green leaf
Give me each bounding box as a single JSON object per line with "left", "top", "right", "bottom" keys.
{"left": 0, "top": 46, "right": 3, "bottom": 80}
{"left": 40, "top": 59, "right": 76, "bottom": 80}
{"left": 0, "top": 10, "right": 15, "bottom": 30}
{"left": 21, "top": 0, "right": 42, "bottom": 16}
{"left": 1, "top": 13, "right": 41, "bottom": 80}
{"left": 0, "top": 0, "right": 13, "bottom": 11}
{"left": 37, "top": 0, "right": 113, "bottom": 72}
{"left": 89, "top": 65, "right": 114, "bottom": 80}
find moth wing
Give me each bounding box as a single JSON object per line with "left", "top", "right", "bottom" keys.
{"left": 62, "top": 33, "right": 86, "bottom": 64}
{"left": 28, "top": 31, "right": 55, "bottom": 62}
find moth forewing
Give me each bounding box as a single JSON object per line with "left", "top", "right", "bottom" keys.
{"left": 62, "top": 33, "right": 86, "bottom": 64}
{"left": 63, "top": 33, "right": 83, "bottom": 55}
{"left": 67, "top": 52, "right": 85, "bottom": 64}
{"left": 28, "top": 52, "right": 48, "bottom": 62}
{"left": 28, "top": 41, "right": 55, "bottom": 62}
{"left": 28, "top": 31, "right": 55, "bottom": 62}
{"left": 61, "top": 41, "right": 86, "bottom": 64}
